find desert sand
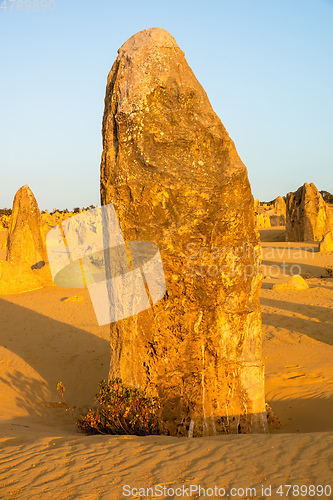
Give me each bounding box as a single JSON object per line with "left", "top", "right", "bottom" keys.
{"left": 0, "top": 227, "right": 332, "bottom": 499}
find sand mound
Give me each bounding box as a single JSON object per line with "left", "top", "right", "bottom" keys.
{"left": 272, "top": 274, "right": 309, "bottom": 290}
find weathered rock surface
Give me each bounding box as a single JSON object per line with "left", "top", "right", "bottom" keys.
{"left": 319, "top": 230, "right": 333, "bottom": 253}
{"left": 286, "top": 183, "right": 332, "bottom": 242}
{"left": 269, "top": 215, "right": 282, "bottom": 227}
{"left": 272, "top": 275, "right": 309, "bottom": 291}
{"left": 274, "top": 196, "right": 286, "bottom": 225}
{"left": 256, "top": 214, "right": 271, "bottom": 228}
{"left": 0, "top": 185, "right": 53, "bottom": 294}
{"left": 100, "top": 28, "right": 266, "bottom": 436}
{"left": 7, "top": 185, "right": 48, "bottom": 267}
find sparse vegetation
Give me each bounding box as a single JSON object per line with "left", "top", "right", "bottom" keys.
{"left": 49, "top": 205, "right": 96, "bottom": 215}
{"left": 0, "top": 208, "right": 12, "bottom": 216}
{"left": 76, "top": 378, "right": 161, "bottom": 436}
{"left": 2, "top": 206, "right": 97, "bottom": 219}
{"left": 0, "top": 209, "right": 11, "bottom": 228}
{"left": 325, "top": 266, "right": 333, "bottom": 277}
{"left": 56, "top": 381, "right": 76, "bottom": 415}
{"left": 260, "top": 191, "right": 333, "bottom": 207}
{"left": 320, "top": 190, "right": 333, "bottom": 204}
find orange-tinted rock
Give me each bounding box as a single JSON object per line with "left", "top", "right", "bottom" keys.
{"left": 100, "top": 28, "right": 266, "bottom": 436}
{"left": 0, "top": 260, "right": 42, "bottom": 294}
{"left": 254, "top": 199, "right": 260, "bottom": 214}
{"left": 319, "top": 230, "right": 333, "bottom": 253}
{"left": 0, "top": 185, "right": 53, "bottom": 294}
{"left": 7, "top": 185, "right": 48, "bottom": 268}
{"left": 257, "top": 214, "right": 271, "bottom": 228}
{"left": 286, "top": 183, "right": 332, "bottom": 242}
{"left": 274, "top": 196, "right": 286, "bottom": 225}
{"left": 269, "top": 215, "right": 281, "bottom": 227}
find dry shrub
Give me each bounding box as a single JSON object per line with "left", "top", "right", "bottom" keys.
{"left": 77, "top": 378, "right": 161, "bottom": 436}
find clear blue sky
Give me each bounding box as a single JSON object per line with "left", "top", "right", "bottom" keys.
{"left": 1, "top": 0, "right": 332, "bottom": 210}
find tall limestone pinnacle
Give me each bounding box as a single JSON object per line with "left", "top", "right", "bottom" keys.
{"left": 7, "top": 184, "right": 48, "bottom": 267}
{"left": 0, "top": 184, "right": 52, "bottom": 294}
{"left": 100, "top": 28, "right": 267, "bottom": 436}
{"left": 286, "top": 182, "right": 332, "bottom": 242}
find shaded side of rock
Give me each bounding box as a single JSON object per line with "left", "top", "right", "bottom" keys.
{"left": 274, "top": 196, "right": 286, "bottom": 225}
{"left": 100, "top": 28, "right": 266, "bottom": 436}
{"left": 269, "top": 215, "right": 282, "bottom": 227}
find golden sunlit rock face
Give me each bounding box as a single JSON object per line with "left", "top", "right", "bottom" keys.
{"left": 319, "top": 230, "right": 333, "bottom": 253}
{"left": 100, "top": 28, "right": 267, "bottom": 436}
{"left": 286, "top": 182, "right": 332, "bottom": 242}
{"left": 0, "top": 185, "right": 52, "bottom": 294}
{"left": 7, "top": 184, "right": 47, "bottom": 268}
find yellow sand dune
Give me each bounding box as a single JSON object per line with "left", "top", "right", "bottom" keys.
{"left": 0, "top": 228, "right": 332, "bottom": 499}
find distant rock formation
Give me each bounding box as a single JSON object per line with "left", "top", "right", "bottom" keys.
{"left": 100, "top": 28, "right": 267, "bottom": 436}
{"left": 254, "top": 199, "right": 260, "bottom": 217}
{"left": 269, "top": 215, "right": 281, "bottom": 227}
{"left": 7, "top": 185, "right": 47, "bottom": 268}
{"left": 0, "top": 185, "right": 52, "bottom": 294}
{"left": 1, "top": 208, "right": 82, "bottom": 235}
{"left": 41, "top": 209, "right": 78, "bottom": 236}
{"left": 256, "top": 196, "right": 286, "bottom": 228}
{"left": 286, "top": 183, "right": 332, "bottom": 242}
{"left": 257, "top": 213, "right": 271, "bottom": 228}
{"left": 272, "top": 196, "right": 286, "bottom": 225}
{"left": 274, "top": 196, "right": 286, "bottom": 216}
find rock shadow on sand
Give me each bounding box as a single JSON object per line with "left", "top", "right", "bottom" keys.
{"left": 0, "top": 296, "right": 110, "bottom": 432}
{"left": 261, "top": 297, "right": 333, "bottom": 346}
